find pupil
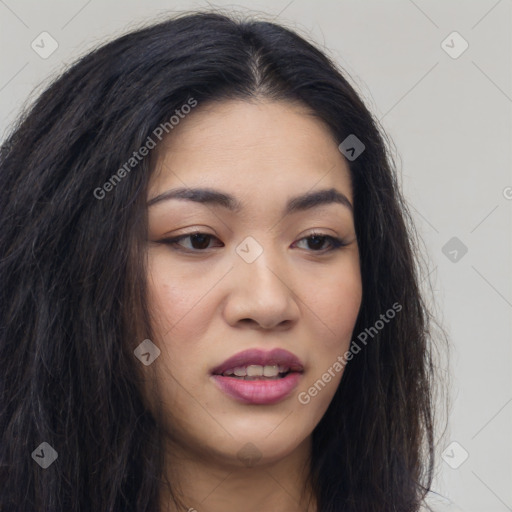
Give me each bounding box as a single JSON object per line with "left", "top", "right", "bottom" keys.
{"left": 308, "top": 236, "right": 325, "bottom": 250}
{"left": 191, "top": 234, "right": 210, "bottom": 249}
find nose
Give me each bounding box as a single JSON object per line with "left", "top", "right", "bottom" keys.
{"left": 222, "top": 245, "right": 300, "bottom": 330}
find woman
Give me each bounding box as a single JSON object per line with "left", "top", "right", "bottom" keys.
{"left": 0, "top": 10, "right": 448, "bottom": 512}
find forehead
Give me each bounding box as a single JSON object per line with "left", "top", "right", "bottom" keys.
{"left": 148, "top": 99, "right": 353, "bottom": 203}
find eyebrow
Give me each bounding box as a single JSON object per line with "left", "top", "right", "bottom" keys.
{"left": 147, "top": 186, "right": 353, "bottom": 215}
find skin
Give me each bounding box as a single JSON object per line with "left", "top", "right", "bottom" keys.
{"left": 143, "top": 98, "right": 363, "bottom": 512}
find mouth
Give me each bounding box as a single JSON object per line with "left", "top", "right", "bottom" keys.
{"left": 210, "top": 348, "right": 304, "bottom": 405}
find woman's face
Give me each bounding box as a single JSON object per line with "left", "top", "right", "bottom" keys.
{"left": 144, "top": 99, "right": 362, "bottom": 467}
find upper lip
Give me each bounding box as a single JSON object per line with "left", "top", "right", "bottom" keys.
{"left": 211, "top": 348, "right": 304, "bottom": 375}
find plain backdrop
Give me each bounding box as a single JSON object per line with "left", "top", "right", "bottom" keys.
{"left": 1, "top": 1, "right": 511, "bottom": 510}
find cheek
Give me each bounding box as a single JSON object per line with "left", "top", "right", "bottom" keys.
{"left": 301, "top": 257, "right": 362, "bottom": 345}
{"left": 145, "top": 256, "right": 215, "bottom": 385}
{"left": 299, "top": 259, "right": 361, "bottom": 402}
{"left": 146, "top": 253, "right": 212, "bottom": 335}
{"left": 144, "top": 262, "right": 208, "bottom": 412}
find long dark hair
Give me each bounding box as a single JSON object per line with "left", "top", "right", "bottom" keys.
{"left": 0, "top": 10, "right": 445, "bottom": 511}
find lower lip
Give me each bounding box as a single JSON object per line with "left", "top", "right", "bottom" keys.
{"left": 211, "top": 372, "right": 302, "bottom": 405}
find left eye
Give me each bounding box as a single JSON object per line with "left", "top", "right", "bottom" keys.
{"left": 159, "top": 232, "right": 346, "bottom": 253}
{"left": 293, "top": 233, "right": 346, "bottom": 252}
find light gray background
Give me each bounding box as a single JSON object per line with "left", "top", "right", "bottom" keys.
{"left": 1, "top": 1, "right": 510, "bottom": 510}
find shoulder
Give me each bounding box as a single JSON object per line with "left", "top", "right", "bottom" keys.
{"left": 419, "top": 490, "right": 465, "bottom": 512}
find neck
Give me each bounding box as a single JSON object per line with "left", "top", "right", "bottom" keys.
{"left": 159, "top": 436, "right": 317, "bottom": 512}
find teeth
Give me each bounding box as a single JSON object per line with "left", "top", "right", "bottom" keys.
{"left": 222, "top": 364, "right": 290, "bottom": 378}
{"left": 247, "top": 365, "right": 262, "bottom": 377}
{"left": 263, "top": 365, "right": 279, "bottom": 377}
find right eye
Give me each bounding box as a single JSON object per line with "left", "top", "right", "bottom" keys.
{"left": 158, "top": 231, "right": 224, "bottom": 252}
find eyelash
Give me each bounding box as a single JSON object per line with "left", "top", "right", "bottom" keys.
{"left": 158, "top": 231, "right": 348, "bottom": 254}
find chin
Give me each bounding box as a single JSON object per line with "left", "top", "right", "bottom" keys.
{"left": 204, "top": 426, "right": 309, "bottom": 467}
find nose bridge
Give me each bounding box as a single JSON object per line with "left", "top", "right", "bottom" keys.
{"left": 235, "top": 233, "right": 289, "bottom": 293}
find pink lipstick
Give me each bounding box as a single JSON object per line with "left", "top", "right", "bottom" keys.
{"left": 210, "top": 348, "right": 304, "bottom": 405}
